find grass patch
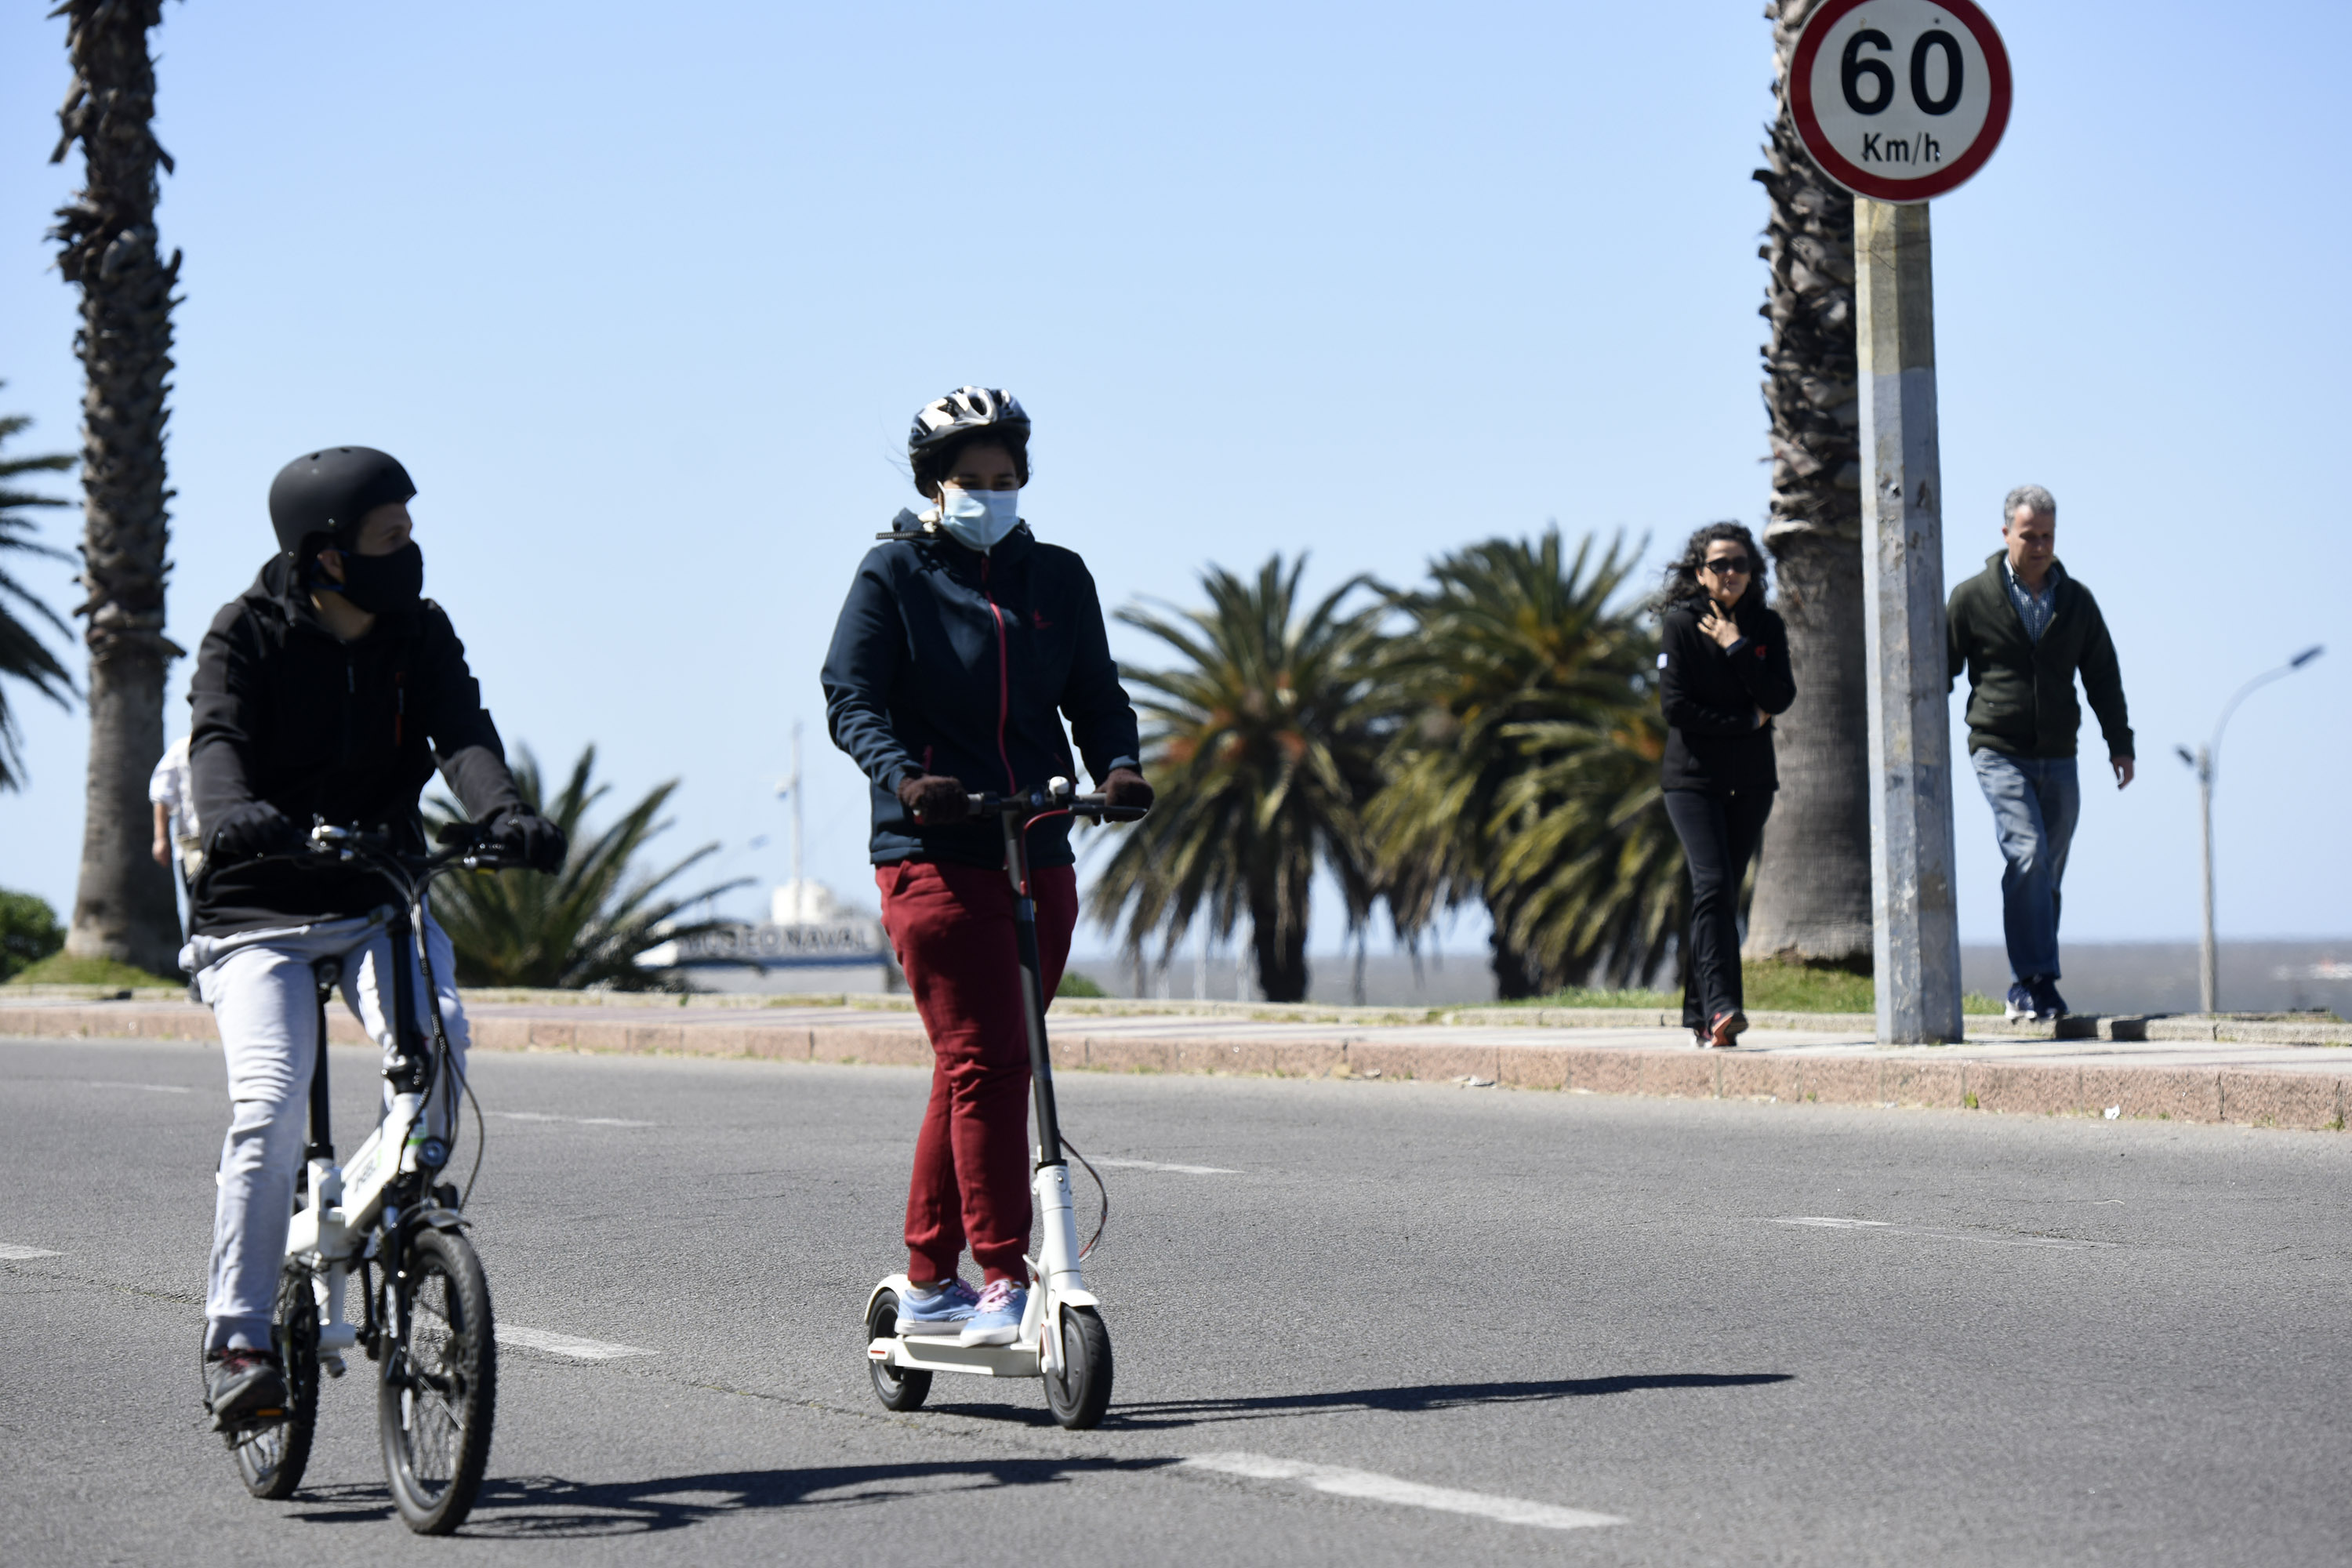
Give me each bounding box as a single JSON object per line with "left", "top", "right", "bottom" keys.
{"left": 1514, "top": 960, "right": 2004, "bottom": 1016}
{"left": 1058, "top": 970, "right": 1108, "bottom": 998}
{"left": 7, "top": 953, "right": 183, "bottom": 988}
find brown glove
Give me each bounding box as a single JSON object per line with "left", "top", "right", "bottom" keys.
{"left": 1102, "top": 767, "right": 1154, "bottom": 811}
{"left": 897, "top": 773, "right": 971, "bottom": 826}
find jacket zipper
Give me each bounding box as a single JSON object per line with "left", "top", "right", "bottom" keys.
{"left": 982, "top": 556, "right": 1016, "bottom": 792}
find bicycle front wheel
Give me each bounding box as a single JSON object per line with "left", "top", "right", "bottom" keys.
{"left": 379, "top": 1227, "right": 496, "bottom": 1534}
{"left": 229, "top": 1261, "right": 320, "bottom": 1499}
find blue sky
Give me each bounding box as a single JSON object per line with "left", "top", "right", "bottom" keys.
{"left": 0, "top": 2, "right": 2344, "bottom": 964}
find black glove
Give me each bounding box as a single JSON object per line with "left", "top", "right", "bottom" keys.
{"left": 896, "top": 772, "right": 971, "bottom": 826}
{"left": 1102, "top": 767, "right": 1154, "bottom": 811}
{"left": 205, "top": 801, "right": 300, "bottom": 865}
{"left": 485, "top": 808, "right": 567, "bottom": 873}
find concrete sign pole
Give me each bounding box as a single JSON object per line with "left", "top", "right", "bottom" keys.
{"left": 1791, "top": 0, "right": 2010, "bottom": 1044}
{"left": 1854, "top": 198, "right": 1962, "bottom": 1043}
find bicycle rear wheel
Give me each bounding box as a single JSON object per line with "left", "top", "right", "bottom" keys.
{"left": 379, "top": 1227, "right": 496, "bottom": 1534}
{"left": 227, "top": 1262, "right": 320, "bottom": 1499}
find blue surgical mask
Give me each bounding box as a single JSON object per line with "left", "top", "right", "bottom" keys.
{"left": 937, "top": 486, "right": 1022, "bottom": 553}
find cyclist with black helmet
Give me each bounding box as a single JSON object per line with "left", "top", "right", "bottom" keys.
{"left": 187, "top": 447, "right": 564, "bottom": 1427}
{"left": 823, "top": 388, "right": 1150, "bottom": 1346}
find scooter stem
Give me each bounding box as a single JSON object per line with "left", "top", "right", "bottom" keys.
{"left": 1000, "top": 804, "right": 1065, "bottom": 1168}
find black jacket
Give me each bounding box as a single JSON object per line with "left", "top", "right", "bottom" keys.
{"left": 1946, "top": 552, "right": 2132, "bottom": 760}
{"left": 187, "top": 557, "right": 524, "bottom": 935}
{"left": 1658, "top": 595, "right": 1796, "bottom": 795}
{"left": 822, "top": 515, "right": 1142, "bottom": 869}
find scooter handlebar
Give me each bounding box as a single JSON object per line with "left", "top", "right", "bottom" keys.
{"left": 964, "top": 778, "right": 1149, "bottom": 824}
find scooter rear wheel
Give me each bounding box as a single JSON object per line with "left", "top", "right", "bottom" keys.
{"left": 866, "top": 1290, "right": 932, "bottom": 1411}
{"left": 1044, "top": 1305, "right": 1112, "bottom": 1429}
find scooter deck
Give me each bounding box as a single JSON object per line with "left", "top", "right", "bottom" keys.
{"left": 871, "top": 1334, "right": 1040, "bottom": 1379}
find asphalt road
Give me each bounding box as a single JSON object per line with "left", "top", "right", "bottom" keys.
{"left": 4, "top": 1033, "right": 2348, "bottom": 1566}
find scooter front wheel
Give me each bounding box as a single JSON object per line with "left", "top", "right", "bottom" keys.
{"left": 1044, "top": 1305, "right": 1112, "bottom": 1429}
{"left": 866, "top": 1290, "right": 932, "bottom": 1412}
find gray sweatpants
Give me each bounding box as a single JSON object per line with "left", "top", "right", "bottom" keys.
{"left": 187, "top": 909, "right": 468, "bottom": 1352}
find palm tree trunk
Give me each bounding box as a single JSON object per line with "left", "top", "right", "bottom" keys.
{"left": 1743, "top": 0, "right": 1872, "bottom": 971}
{"left": 49, "top": 0, "right": 184, "bottom": 976}
{"left": 1247, "top": 866, "right": 1311, "bottom": 1004}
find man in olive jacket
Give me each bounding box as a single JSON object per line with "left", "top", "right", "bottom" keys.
{"left": 1947, "top": 485, "right": 2133, "bottom": 1022}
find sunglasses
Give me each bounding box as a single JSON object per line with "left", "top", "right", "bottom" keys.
{"left": 1699, "top": 556, "right": 1753, "bottom": 576}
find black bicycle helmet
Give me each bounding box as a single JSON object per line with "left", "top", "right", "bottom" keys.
{"left": 907, "top": 387, "right": 1029, "bottom": 458}
{"left": 267, "top": 446, "right": 416, "bottom": 557}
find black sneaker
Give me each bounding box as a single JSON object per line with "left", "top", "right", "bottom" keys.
{"left": 205, "top": 1348, "right": 287, "bottom": 1428}
{"left": 2028, "top": 978, "right": 2068, "bottom": 1022}
{"left": 2004, "top": 982, "right": 2036, "bottom": 1022}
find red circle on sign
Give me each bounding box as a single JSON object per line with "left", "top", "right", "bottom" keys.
{"left": 1790, "top": 0, "right": 2013, "bottom": 203}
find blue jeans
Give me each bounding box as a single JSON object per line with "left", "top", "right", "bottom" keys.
{"left": 1969, "top": 750, "right": 2081, "bottom": 985}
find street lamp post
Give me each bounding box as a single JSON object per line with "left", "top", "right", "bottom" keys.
{"left": 2173, "top": 646, "right": 2325, "bottom": 1014}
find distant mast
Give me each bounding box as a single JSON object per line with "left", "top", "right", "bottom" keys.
{"left": 776, "top": 720, "right": 807, "bottom": 923}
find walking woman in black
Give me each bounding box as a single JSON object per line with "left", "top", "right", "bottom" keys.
{"left": 1657, "top": 523, "right": 1795, "bottom": 1048}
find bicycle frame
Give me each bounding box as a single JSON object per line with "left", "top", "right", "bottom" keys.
{"left": 273, "top": 824, "right": 489, "bottom": 1370}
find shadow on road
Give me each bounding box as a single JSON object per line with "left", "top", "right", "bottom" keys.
{"left": 289, "top": 1457, "right": 1182, "bottom": 1538}
{"left": 1101, "top": 1370, "right": 1795, "bottom": 1430}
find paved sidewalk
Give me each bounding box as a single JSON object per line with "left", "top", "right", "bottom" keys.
{"left": 4, "top": 992, "right": 2346, "bottom": 1131}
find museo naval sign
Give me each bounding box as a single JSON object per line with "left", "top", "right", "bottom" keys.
{"left": 1791, "top": 0, "right": 2012, "bottom": 202}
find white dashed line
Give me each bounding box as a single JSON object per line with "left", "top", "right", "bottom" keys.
{"left": 498, "top": 1325, "right": 656, "bottom": 1360}
{"left": 487, "top": 1112, "right": 656, "bottom": 1128}
{"left": 0, "top": 1243, "right": 64, "bottom": 1260}
{"left": 1093, "top": 1158, "right": 1239, "bottom": 1176}
{"left": 78, "top": 1080, "right": 193, "bottom": 1094}
{"left": 1769, "top": 1217, "right": 2115, "bottom": 1250}
{"left": 1182, "top": 1452, "right": 1623, "bottom": 1531}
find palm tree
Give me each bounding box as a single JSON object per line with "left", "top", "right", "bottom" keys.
{"left": 426, "top": 745, "right": 748, "bottom": 989}
{"left": 0, "top": 399, "right": 78, "bottom": 790}
{"left": 1088, "top": 556, "right": 1389, "bottom": 1003}
{"left": 49, "top": 0, "right": 185, "bottom": 978}
{"left": 1745, "top": 0, "right": 1873, "bottom": 973}
{"left": 1483, "top": 709, "right": 1687, "bottom": 991}
{"left": 1367, "top": 530, "right": 1657, "bottom": 996}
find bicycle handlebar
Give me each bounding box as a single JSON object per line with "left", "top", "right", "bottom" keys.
{"left": 966, "top": 776, "right": 1149, "bottom": 824}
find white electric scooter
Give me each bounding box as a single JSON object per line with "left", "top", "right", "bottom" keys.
{"left": 862, "top": 778, "right": 1142, "bottom": 1431}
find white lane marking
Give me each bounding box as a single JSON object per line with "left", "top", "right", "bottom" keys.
{"left": 80, "top": 1080, "right": 194, "bottom": 1094}
{"left": 0, "top": 1243, "right": 64, "bottom": 1260}
{"left": 1093, "top": 1157, "right": 1240, "bottom": 1176}
{"left": 1182, "top": 1452, "right": 1622, "bottom": 1532}
{"left": 498, "top": 1324, "right": 655, "bottom": 1360}
{"left": 487, "top": 1111, "right": 656, "bottom": 1128}
{"left": 1769, "top": 1217, "right": 2115, "bottom": 1250}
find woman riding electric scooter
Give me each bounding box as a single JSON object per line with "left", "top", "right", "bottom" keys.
{"left": 821, "top": 387, "right": 1151, "bottom": 1347}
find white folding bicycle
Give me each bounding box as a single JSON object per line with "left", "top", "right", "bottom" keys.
{"left": 863, "top": 779, "right": 1142, "bottom": 1430}
{"left": 219, "top": 820, "right": 509, "bottom": 1534}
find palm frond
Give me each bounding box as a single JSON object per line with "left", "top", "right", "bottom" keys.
{"left": 426, "top": 743, "right": 750, "bottom": 989}
{"left": 0, "top": 392, "right": 79, "bottom": 790}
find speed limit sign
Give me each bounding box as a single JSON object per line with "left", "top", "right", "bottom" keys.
{"left": 1791, "top": 0, "right": 2012, "bottom": 202}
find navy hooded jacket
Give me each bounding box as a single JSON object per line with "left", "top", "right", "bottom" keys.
{"left": 821, "top": 513, "right": 1142, "bottom": 869}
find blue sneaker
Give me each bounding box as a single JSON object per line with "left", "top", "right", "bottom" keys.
{"left": 894, "top": 1277, "right": 978, "bottom": 1337}
{"left": 2027, "top": 977, "right": 2068, "bottom": 1022}
{"left": 958, "top": 1279, "right": 1027, "bottom": 1346}
{"left": 2004, "top": 982, "right": 2036, "bottom": 1022}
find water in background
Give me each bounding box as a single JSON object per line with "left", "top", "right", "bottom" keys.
{"left": 1067, "top": 941, "right": 2352, "bottom": 1016}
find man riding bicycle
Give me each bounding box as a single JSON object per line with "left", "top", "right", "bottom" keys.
{"left": 187, "top": 447, "right": 564, "bottom": 1425}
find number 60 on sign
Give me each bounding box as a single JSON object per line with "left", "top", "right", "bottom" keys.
{"left": 1791, "top": 0, "right": 2013, "bottom": 203}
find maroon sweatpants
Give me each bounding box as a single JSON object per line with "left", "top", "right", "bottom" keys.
{"left": 877, "top": 858, "right": 1077, "bottom": 1286}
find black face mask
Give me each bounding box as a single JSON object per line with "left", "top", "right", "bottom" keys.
{"left": 330, "top": 542, "right": 425, "bottom": 613}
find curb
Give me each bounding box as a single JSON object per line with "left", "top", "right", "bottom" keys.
{"left": 6, "top": 1000, "right": 2347, "bottom": 1133}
